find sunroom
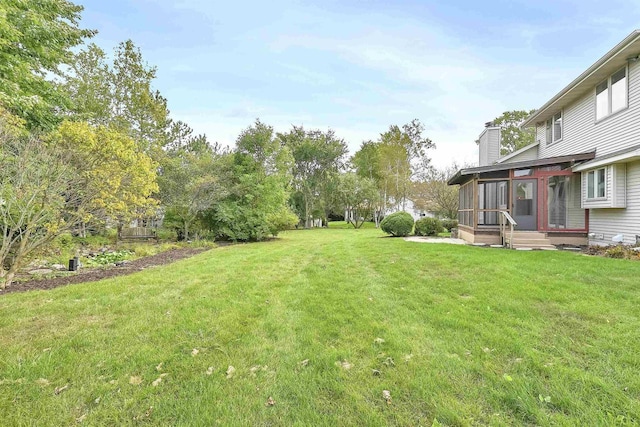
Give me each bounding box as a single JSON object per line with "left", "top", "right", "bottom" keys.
{"left": 448, "top": 152, "right": 595, "bottom": 247}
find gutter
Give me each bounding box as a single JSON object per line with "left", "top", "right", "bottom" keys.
{"left": 521, "top": 30, "right": 640, "bottom": 128}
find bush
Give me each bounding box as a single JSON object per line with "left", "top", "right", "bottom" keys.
{"left": 414, "top": 217, "right": 443, "bottom": 236}
{"left": 266, "top": 208, "right": 299, "bottom": 236}
{"left": 441, "top": 218, "right": 458, "bottom": 232}
{"left": 83, "top": 250, "right": 132, "bottom": 266}
{"left": 380, "top": 212, "right": 414, "bottom": 237}
{"left": 156, "top": 228, "right": 178, "bottom": 241}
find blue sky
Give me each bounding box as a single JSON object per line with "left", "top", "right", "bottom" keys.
{"left": 77, "top": 0, "right": 640, "bottom": 168}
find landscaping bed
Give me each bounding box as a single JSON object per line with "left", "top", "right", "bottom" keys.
{"left": 0, "top": 247, "right": 207, "bottom": 295}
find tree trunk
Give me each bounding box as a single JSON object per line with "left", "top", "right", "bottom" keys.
{"left": 1, "top": 267, "right": 17, "bottom": 289}
{"left": 183, "top": 216, "right": 191, "bottom": 241}
{"left": 0, "top": 231, "right": 29, "bottom": 289}
{"left": 304, "top": 196, "right": 311, "bottom": 229}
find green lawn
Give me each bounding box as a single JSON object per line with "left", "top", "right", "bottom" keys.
{"left": 1, "top": 228, "right": 639, "bottom": 426}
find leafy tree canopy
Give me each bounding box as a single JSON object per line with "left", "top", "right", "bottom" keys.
{"left": 278, "top": 126, "right": 348, "bottom": 227}
{"left": 64, "top": 41, "right": 170, "bottom": 155}
{"left": 48, "top": 120, "right": 159, "bottom": 223}
{"left": 492, "top": 110, "right": 536, "bottom": 155}
{"left": 0, "top": 0, "right": 95, "bottom": 129}
{"left": 203, "top": 120, "right": 297, "bottom": 241}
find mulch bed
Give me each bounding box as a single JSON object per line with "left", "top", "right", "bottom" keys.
{"left": 0, "top": 247, "right": 208, "bottom": 296}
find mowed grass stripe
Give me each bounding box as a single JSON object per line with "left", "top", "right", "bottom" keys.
{"left": 0, "top": 228, "right": 638, "bottom": 425}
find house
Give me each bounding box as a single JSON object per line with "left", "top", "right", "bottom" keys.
{"left": 388, "top": 199, "right": 437, "bottom": 221}
{"left": 448, "top": 30, "right": 640, "bottom": 248}
{"left": 344, "top": 198, "right": 436, "bottom": 224}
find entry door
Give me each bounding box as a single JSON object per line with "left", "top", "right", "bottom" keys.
{"left": 512, "top": 179, "right": 537, "bottom": 230}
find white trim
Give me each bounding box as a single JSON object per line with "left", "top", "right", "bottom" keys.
{"left": 545, "top": 110, "right": 563, "bottom": 145}
{"left": 496, "top": 141, "right": 539, "bottom": 163}
{"left": 586, "top": 167, "right": 607, "bottom": 200}
{"left": 477, "top": 126, "right": 501, "bottom": 141}
{"left": 522, "top": 30, "right": 640, "bottom": 129}
{"left": 573, "top": 148, "right": 640, "bottom": 172}
{"left": 594, "top": 64, "right": 629, "bottom": 123}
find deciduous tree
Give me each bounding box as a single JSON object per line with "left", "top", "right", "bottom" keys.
{"left": 377, "top": 119, "right": 435, "bottom": 211}
{"left": 0, "top": 113, "right": 155, "bottom": 288}
{"left": 492, "top": 110, "right": 536, "bottom": 155}
{"left": 0, "top": 0, "right": 94, "bottom": 129}
{"left": 203, "top": 120, "right": 297, "bottom": 241}
{"left": 64, "top": 41, "right": 170, "bottom": 155}
{"left": 278, "top": 126, "right": 347, "bottom": 227}
{"left": 338, "top": 173, "right": 379, "bottom": 229}
{"left": 159, "top": 130, "right": 227, "bottom": 240}
{"left": 0, "top": 134, "right": 77, "bottom": 288}
{"left": 411, "top": 164, "right": 460, "bottom": 220}
{"left": 48, "top": 120, "right": 159, "bottom": 234}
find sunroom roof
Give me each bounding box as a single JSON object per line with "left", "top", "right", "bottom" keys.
{"left": 447, "top": 151, "right": 595, "bottom": 185}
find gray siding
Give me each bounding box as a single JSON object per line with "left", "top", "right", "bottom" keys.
{"left": 614, "top": 163, "right": 627, "bottom": 207}
{"left": 537, "top": 61, "right": 640, "bottom": 159}
{"left": 478, "top": 127, "right": 501, "bottom": 166}
{"left": 588, "top": 160, "right": 640, "bottom": 245}
{"left": 581, "top": 164, "right": 627, "bottom": 208}
{"left": 501, "top": 147, "right": 538, "bottom": 164}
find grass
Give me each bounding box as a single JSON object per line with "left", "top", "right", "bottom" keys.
{"left": 1, "top": 228, "right": 639, "bottom": 425}
{"left": 327, "top": 220, "right": 378, "bottom": 229}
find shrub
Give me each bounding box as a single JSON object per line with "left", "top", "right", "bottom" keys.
{"left": 156, "top": 228, "right": 178, "bottom": 241}
{"left": 380, "top": 212, "right": 414, "bottom": 237}
{"left": 84, "top": 250, "right": 132, "bottom": 266}
{"left": 414, "top": 217, "right": 443, "bottom": 236}
{"left": 266, "top": 208, "right": 299, "bottom": 236}
{"left": 441, "top": 218, "right": 458, "bottom": 232}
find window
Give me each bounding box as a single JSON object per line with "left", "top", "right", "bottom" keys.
{"left": 477, "top": 181, "right": 508, "bottom": 225}
{"left": 458, "top": 182, "right": 473, "bottom": 227}
{"left": 587, "top": 168, "right": 606, "bottom": 199}
{"left": 547, "top": 175, "right": 585, "bottom": 229}
{"left": 596, "top": 67, "right": 627, "bottom": 121}
{"left": 545, "top": 111, "right": 562, "bottom": 144}
{"left": 514, "top": 168, "right": 533, "bottom": 177}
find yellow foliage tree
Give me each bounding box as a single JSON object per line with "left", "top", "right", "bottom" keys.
{"left": 0, "top": 116, "right": 159, "bottom": 289}
{"left": 49, "top": 121, "right": 159, "bottom": 231}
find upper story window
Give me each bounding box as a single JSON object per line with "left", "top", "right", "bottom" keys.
{"left": 596, "top": 67, "right": 627, "bottom": 121}
{"left": 545, "top": 111, "right": 562, "bottom": 144}
{"left": 587, "top": 167, "right": 606, "bottom": 199}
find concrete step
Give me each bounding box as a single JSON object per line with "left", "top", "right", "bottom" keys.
{"left": 505, "top": 231, "right": 557, "bottom": 250}
{"left": 510, "top": 238, "right": 553, "bottom": 245}
{"left": 510, "top": 231, "right": 547, "bottom": 239}
{"left": 512, "top": 244, "right": 557, "bottom": 250}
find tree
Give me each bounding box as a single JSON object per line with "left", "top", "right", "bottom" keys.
{"left": 158, "top": 130, "right": 227, "bottom": 240}
{"left": 352, "top": 140, "right": 382, "bottom": 182}
{"left": 411, "top": 163, "right": 460, "bottom": 220}
{"left": 351, "top": 141, "right": 385, "bottom": 226}
{"left": 111, "top": 40, "right": 170, "bottom": 154}
{"left": 337, "top": 173, "right": 379, "bottom": 229}
{"left": 278, "top": 126, "right": 348, "bottom": 227}
{"left": 0, "top": 134, "right": 77, "bottom": 288}
{"left": 0, "top": 0, "right": 95, "bottom": 129}
{"left": 64, "top": 41, "right": 170, "bottom": 156}
{"left": 48, "top": 121, "right": 159, "bottom": 235}
{"left": 492, "top": 110, "right": 536, "bottom": 155}
{"left": 0, "top": 113, "right": 156, "bottom": 288}
{"left": 202, "top": 120, "right": 297, "bottom": 241}
{"left": 63, "top": 43, "right": 112, "bottom": 126}
{"left": 378, "top": 119, "right": 435, "bottom": 211}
